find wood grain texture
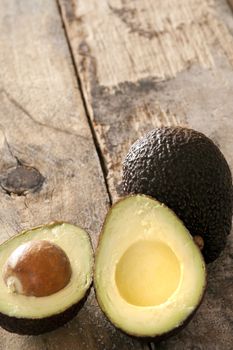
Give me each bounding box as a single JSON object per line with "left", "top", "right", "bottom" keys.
{"left": 0, "top": 1, "right": 146, "bottom": 349}
{"left": 59, "top": 0, "right": 233, "bottom": 201}
{"left": 228, "top": 0, "right": 233, "bottom": 10}
{"left": 61, "top": 0, "right": 233, "bottom": 87}
{"left": 59, "top": 0, "right": 233, "bottom": 349}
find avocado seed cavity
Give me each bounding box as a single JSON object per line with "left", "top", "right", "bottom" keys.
{"left": 2, "top": 240, "right": 72, "bottom": 297}
{"left": 115, "top": 240, "right": 181, "bottom": 306}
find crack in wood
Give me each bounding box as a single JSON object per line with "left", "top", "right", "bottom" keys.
{"left": 0, "top": 124, "right": 18, "bottom": 163}
{"left": 0, "top": 88, "right": 89, "bottom": 141}
{"left": 48, "top": 0, "right": 233, "bottom": 348}
{"left": 56, "top": 0, "right": 113, "bottom": 205}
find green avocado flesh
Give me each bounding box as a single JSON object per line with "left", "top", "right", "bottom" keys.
{"left": 0, "top": 222, "right": 93, "bottom": 334}
{"left": 95, "top": 195, "right": 206, "bottom": 338}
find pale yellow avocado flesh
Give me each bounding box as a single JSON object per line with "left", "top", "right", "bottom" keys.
{"left": 115, "top": 240, "right": 181, "bottom": 307}
{"left": 95, "top": 195, "right": 206, "bottom": 337}
{"left": 0, "top": 223, "right": 93, "bottom": 319}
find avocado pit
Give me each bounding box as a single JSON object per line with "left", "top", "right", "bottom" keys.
{"left": 2, "top": 240, "right": 72, "bottom": 297}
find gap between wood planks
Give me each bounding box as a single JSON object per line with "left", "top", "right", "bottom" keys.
{"left": 55, "top": 1, "right": 151, "bottom": 350}
{"left": 43, "top": 0, "right": 233, "bottom": 350}
{"left": 55, "top": 0, "right": 113, "bottom": 205}
{"left": 55, "top": 2, "right": 158, "bottom": 349}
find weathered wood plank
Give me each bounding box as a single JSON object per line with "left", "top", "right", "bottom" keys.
{"left": 59, "top": 0, "right": 233, "bottom": 201}
{"left": 59, "top": 0, "right": 233, "bottom": 349}
{"left": 0, "top": 1, "right": 146, "bottom": 349}
{"left": 228, "top": 0, "right": 233, "bottom": 10}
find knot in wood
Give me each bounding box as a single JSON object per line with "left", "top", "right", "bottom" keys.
{"left": 1, "top": 166, "right": 44, "bottom": 195}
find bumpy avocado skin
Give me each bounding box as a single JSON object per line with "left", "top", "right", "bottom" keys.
{"left": 122, "top": 127, "right": 233, "bottom": 262}
{"left": 0, "top": 294, "right": 87, "bottom": 335}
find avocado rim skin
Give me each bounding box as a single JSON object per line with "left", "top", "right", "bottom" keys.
{"left": 94, "top": 195, "right": 207, "bottom": 341}
{"left": 0, "top": 222, "right": 93, "bottom": 335}
{"left": 110, "top": 290, "right": 206, "bottom": 343}
{"left": 95, "top": 290, "right": 205, "bottom": 342}
{"left": 0, "top": 293, "right": 89, "bottom": 335}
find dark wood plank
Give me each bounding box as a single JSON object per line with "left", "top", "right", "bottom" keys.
{"left": 59, "top": 0, "right": 233, "bottom": 349}
{"left": 228, "top": 0, "right": 233, "bottom": 10}
{"left": 0, "top": 1, "right": 147, "bottom": 349}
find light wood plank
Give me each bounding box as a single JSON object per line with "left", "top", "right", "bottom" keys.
{"left": 59, "top": 0, "right": 233, "bottom": 200}
{"left": 60, "top": 0, "right": 233, "bottom": 87}
{"left": 59, "top": 0, "right": 233, "bottom": 349}
{"left": 0, "top": 1, "right": 146, "bottom": 349}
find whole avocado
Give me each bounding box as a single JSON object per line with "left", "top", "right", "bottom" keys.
{"left": 122, "top": 127, "right": 233, "bottom": 262}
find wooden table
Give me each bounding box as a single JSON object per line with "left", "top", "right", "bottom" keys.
{"left": 0, "top": 0, "right": 232, "bottom": 349}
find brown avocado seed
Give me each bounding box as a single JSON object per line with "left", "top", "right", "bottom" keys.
{"left": 2, "top": 240, "right": 72, "bottom": 297}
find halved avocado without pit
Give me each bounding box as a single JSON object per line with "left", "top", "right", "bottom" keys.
{"left": 0, "top": 222, "right": 93, "bottom": 335}
{"left": 94, "top": 195, "right": 206, "bottom": 339}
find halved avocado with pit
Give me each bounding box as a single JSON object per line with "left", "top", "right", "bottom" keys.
{"left": 0, "top": 222, "right": 93, "bottom": 335}
{"left": 94, "top": 195, "right": 206, "bottom": 339}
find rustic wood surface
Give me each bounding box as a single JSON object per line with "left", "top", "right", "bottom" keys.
{"left": 0, "top": 0, "right": 232, "bottom": 349}
{"left": 59, "top": 0, "right": 233, "bottom": 349}
{"left": 0, "top": 1, "right": 146, "bottom": 350}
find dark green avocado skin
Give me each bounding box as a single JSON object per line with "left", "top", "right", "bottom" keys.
{"left": 0, "top": 294, "right": 87, "bottom": 335}
{"left": 122, "top": 127, "right": 233, "bottom": 262}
